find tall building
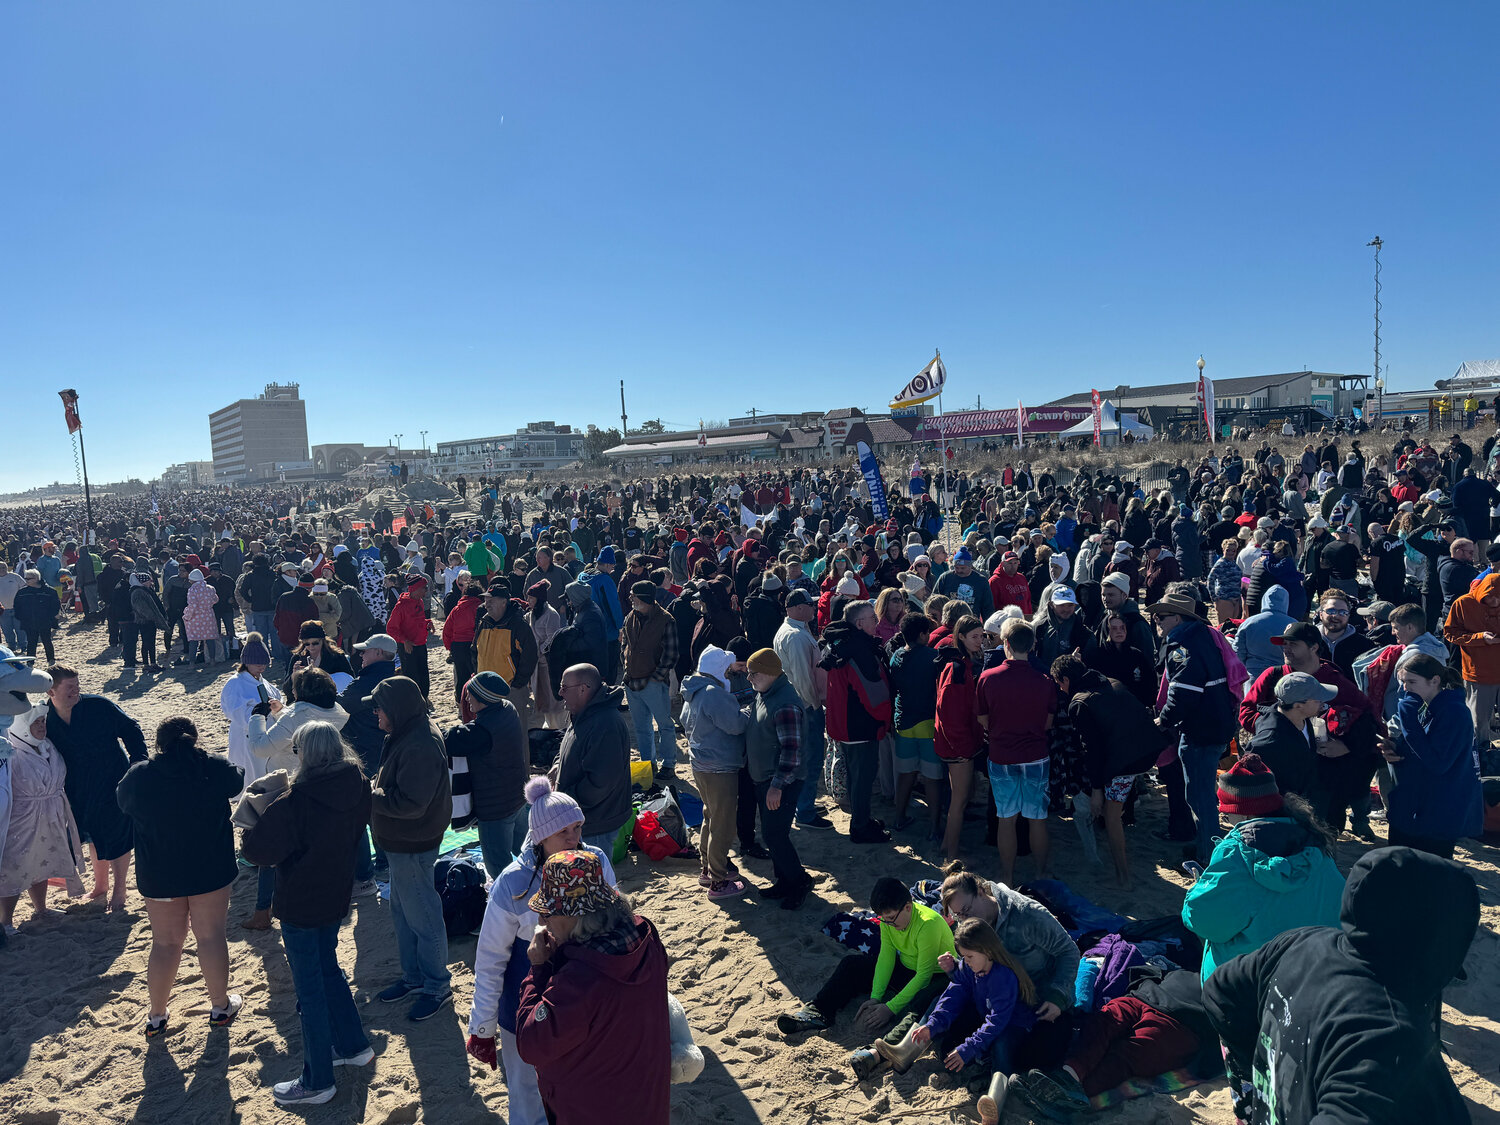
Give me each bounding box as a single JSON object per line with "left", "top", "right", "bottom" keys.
{"left": 209, "top": 383, "right": 311, "bottom": 482}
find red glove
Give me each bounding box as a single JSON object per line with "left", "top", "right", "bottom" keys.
{"left": 466, "top": 1034, "right": 498, "bottom": 1070}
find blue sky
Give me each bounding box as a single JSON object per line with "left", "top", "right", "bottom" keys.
{"left": 3, "top": 2, "right": 1497, "bottom": 491}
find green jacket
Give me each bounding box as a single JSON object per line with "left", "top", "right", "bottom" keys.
{"left": 1182, "top": 816, "right": 1344, "bottom": 981}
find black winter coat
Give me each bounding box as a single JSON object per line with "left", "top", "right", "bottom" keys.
{"left": 241, "top": 760, "right": 371, "bottom": 927}
{"left": 116, "top": 749, "right": 244, "bottom": 899}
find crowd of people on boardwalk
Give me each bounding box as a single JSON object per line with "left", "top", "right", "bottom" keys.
{"left": 0, "top": 429, "right": 1491, "bottom": 1122}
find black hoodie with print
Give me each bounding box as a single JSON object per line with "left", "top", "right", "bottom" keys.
{"left": 1204, "top": 846, "right": 1479, "bottom": 1125}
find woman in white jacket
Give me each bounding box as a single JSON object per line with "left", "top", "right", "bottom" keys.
{"left": 245, "top": 667, "right": 349, "bottom": 780}
{"left": 465, "top": 777, "right": 616, "bottom": 1125}
{"left": 219, "top": 634, "right": 282, "bottom": 786}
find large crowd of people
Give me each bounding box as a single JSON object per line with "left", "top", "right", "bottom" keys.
{"left": 0, "top": 428, "right": 1491, "bottom": 1122}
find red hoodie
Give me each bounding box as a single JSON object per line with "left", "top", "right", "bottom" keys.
{"left": 386, "top": 591, "right": 430, "bottom": 647}
{"left": 988, "top": 570, "right": 1033, "bottom": 615}
{"left": 517, "top": 917, "right": 670, "bottom": 1125}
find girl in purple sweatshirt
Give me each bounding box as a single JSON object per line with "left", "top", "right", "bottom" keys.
{"left": 912, "top": 919, "right": 1037, "bottom": 1121}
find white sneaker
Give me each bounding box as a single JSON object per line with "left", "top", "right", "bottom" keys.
{"left": 350, "top": 879, "right": 378, "bottom": 899}
{"left": 273, "top": 1080, "right": 336, "bottom": 1105}
{"left": 332, "top": 1046, "right": 375, "bottom": 1067}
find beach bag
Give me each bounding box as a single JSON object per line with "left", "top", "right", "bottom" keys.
{"left": 639, "top": 789, "right": 689, "bottom": 850}
{"left": 629, "top": 759, "right": 657, "bottom": 790}
{"left": 612, "top": 810, "right": 636, "bottom": 864}
{"left": 432, "top": 853, "right": 488, "bottom": 938}
{"left": 528, "top": 728, "right": 562, "bottom": 773}
{"left": 632, "top": 810, "right": 680, "bottom": 861}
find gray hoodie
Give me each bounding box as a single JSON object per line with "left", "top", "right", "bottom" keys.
{"left": 680, "top": 668, "right": 748, "bottom": 774}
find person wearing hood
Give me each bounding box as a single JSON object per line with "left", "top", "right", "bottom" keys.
{"left": 466, "top": 778, "right": 619, "bottom": 1125}
{"left": 1171, "top": 505, "right": 1203, "bottom": 579}
{"left": 1052, "top": 655, "right": 1169, "bottom": 889}
{"left": 1, "top": 702, "right": 86, "bottom": 933}
{"left": 331, "top": 542, "right": 360, "bottom": 588}
{"left": 384, "top": 572, "right": 432, "bottom": 700}
{"left": 580, "top": 546, "right": 625, "bottom": 682}
{"left": 180, "top": 568, "right": 223, "bottom": 666}
{"left": 1204, "top": 846, "right": 1479, "bottom": 1125}
{"left": 1033, "top": 552, "right": 1072, "bottom": 613}
{"left": 220, "top": 633, "right": 284, "bottom": 785}
{"left": 308, "top": 578, "right": 342, "bottom": 642}
{"left": 515, "top": 849, "right": 670, "bottom": 1125}
{"left": 445, "top": 672, "right": 529, "bottom": 878}
{"left": 554, "top": 663, "right": 632, "bottom": 855}
{"left": 1385, "top": 653, "right": 1484, "bottom": 858}
{"left": 820, "top": 600, "right": 894, "bottom": 844}
{"left": 368, "top": 675, "right": 454, "bottom": 1021}
{"left": 681, "top": 646, "right": 750, "bottom": 900}
{"left": 123, "top": 569, "right": 168, "bottom": 671}
{"left": 1182, "top": 754, "right": 1345, "bottom": 982}
{"left": 1231, "top": 585, "right": 1296, "bottom": 681}
{"left": 241, "top": 721, "right": 373, "bottom": 1106}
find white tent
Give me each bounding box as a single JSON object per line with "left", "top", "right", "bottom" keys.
{"left": 1059, "top": 399, "right": 1154, "bottom": 445}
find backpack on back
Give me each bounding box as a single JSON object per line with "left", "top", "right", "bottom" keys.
{"left": 432, "top": 853, "right": 488, "bottom": 937}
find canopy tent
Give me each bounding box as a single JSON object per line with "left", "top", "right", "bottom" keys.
{"left": 1059, "top": 400, "right": 1154, "bottom": 446}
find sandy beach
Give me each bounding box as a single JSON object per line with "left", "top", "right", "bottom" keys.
{"left": 2, "top": 616, "right": 1497, "bottom": 1125}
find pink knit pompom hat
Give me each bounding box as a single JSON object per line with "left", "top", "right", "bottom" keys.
{"left": 525, "top": 775, "right": 583, "bottom": 844}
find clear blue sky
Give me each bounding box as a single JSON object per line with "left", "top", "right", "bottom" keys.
{"left": 3, "top": 2, "right": 1497, "bottom": 492}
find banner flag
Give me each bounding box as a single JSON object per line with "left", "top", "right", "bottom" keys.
{"left": 889, "top": 351, "right": 946, "bottom": 410}
{"left": 856, "top": 441, "right": 889, "bottom": 520}
{"left": 1017, "top": 400, "right": 1025, "bottom": 447}
{"left": 1091, "top": 389, "right": 1102, "bottom": 446}
{"left": 59, "top": 389, "right": 81, "bottom": 433}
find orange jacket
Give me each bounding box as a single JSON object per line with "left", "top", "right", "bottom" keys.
{"left": 1443, "top": 571, "right": 1500, "bottom": 682}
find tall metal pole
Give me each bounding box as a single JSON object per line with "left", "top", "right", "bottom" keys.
{"left": 1368, "top": 236, "right": 1383, "bottom": 424}
{"left": 76, "top": 423, "right": 95, "bottom": 544}
{"left": 619, "top": 380, "right": 628, "bottom": 436}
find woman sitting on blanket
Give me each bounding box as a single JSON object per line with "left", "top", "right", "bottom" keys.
{"left": 932, "top": 861, "right": 1081, "bottom": 1074}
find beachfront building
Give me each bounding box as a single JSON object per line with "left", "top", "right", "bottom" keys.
{"left": 160, "top": 460, "right": 216, "bottom": 488}
{"left": 209, "top": 383, "right": 311, "bottom": 483}
{"left": 1043, "top": 370, "right": 1366, "bottom": 434}
{"left": 433, "top": 422, "right": 585, "bottom": 477}
{"left": 603, "top": 424, "right": 786, "bottom": 466}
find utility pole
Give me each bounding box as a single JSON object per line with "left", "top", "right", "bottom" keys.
{"left": 1367, "top": 236, "right": 1383, "bottom": 424}
{"left": 620, "top": 380, "right": 628, "bottom": 435}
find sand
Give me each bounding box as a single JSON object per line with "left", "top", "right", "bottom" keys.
{"left": 2, "top": 617, "right": 1497, "bottom": 1125}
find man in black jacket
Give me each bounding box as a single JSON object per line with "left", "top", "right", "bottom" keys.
{"left": 1205, "top": 847, "right": 1479, "bottom": 1125}
{"left": 443, "top": 671, "right": 527, "bottom": 878}
{"left": 338, "top": 634, "right": 400, "bottom": 884}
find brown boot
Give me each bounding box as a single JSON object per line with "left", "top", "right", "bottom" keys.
{"left": 978, "top": 1071, "right": 1009, "bottom": 1124}
{"left": 241, "top": 908, "right": 273, "bottom": 931}
{"left": 872, "top": 1026, "right": 927, "bottom": 1073}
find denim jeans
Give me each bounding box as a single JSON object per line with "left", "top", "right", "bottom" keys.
{"left": 246, "top": 610, "right": 275, "bottom": 644}
{"left": 281, "top": 920, "right": 370, "bottom": 1092}
{"left": 386, "top": 848, "right": 451, "bottom": 996}
{"left": 584, "top": 830, "right": 620, "bottom": 858}
{"left": 626, "top": 679, "right": 675, "bottom": 768}
{"left": 499, "top": 1027, "right": 547, "bottom": 1125}
{"left": 1178, "top": 737, "right": 1224, "bottom": 864}
{"left": 476, "top": 808, "right": 528, "bottom": 879}
{"left": 755, "top": 778, "right": 806, "bottom": 892}
{"left": 840, "top": 740, "right": 879, "bottom": 833}
{"left": 256, "top": 865, "right": 276, "bottom": 910}
{"left": 0, "top": 607, "right": 22, "bottom": 650}
{"left": 795, "top": 708, "right": 827, "bottom": 822}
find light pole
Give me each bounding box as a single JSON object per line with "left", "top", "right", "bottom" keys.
{"left": 1375, "top": 375, "right": 1385, "bottom": 428}
{"left": 1367, "top": 236, "right": 1382, "bottom": 428}
{"left": 1197, "top": 355, "right": 1207, "bottom": 442}
{"left": 395, "top": 433, "right": 403, "bottom": 454}
{"left": 420, "top": 430, "right": 427, "bottom": 453}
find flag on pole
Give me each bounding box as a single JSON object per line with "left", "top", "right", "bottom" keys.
{"left": 889, "top": 351, "right": 946, "bottom": 410}
{"left": 1091, "top": 389, "right": 1102, "bottom": 446}
{"left": 1017, "top": 399, "right": 1025, "bottom": 447}
{"left": 856, "top": 441, "right": 889, "bottom": 520}
{"left": 59, "top": 389, "right": 81, "bottom": 433}
{"left": 1197, "top": 366, "right": 1216, "bottom": 442}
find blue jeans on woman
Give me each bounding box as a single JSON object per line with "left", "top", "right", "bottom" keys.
{"left": 281, "top": 920, "right": 370, "bottom": 1092}
{"left": 476, "top": 807, "right": 528, "bottom": 879}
